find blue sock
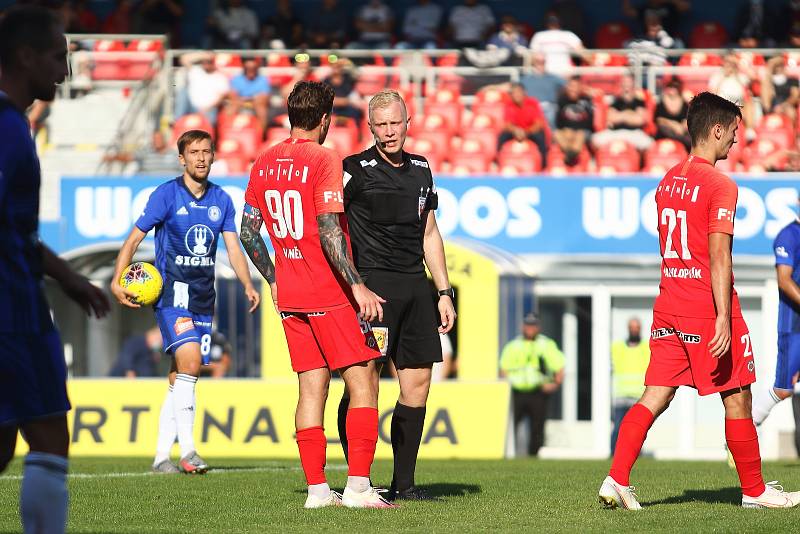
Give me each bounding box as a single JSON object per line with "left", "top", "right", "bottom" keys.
{"left": 21, "top": 452, "right": 68, "bottom": 534}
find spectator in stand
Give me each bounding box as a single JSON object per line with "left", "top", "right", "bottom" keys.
{"left": 554, "top": 76, "right": 593, "bottom": 166}
{"left": 487, "top": 15, "right": 528, "bottom": 57}
{"left": 550, "top": 0, "right": 586, "bottom": 39}
{"left": 207, "top": 0, "right": 259, "bottom": 49}
{"left": 592, "top": 73, "right": 653, "bottom": 151}
{"left": 761, "top": 56, "right": 800, "bottom": 124}
{"left": 625, "top": 13, "right": 682, "bottom": 66}
{"left": 262, "top": 0, "right": 304, "bottom": 49}
{"left": 735, "top": 0, "right": 779, "bottom": 48}
{"left": 654, "top": 78, "right": 690, "bottom": 150}
{"left": 104, "top": 130, "right": 184, "bottom": 176}
{"left": 529, "top": 11, "right": 583, "bottom": 76}
{"left": 73, "top": 0, "right": 99, "bottom": 32}
{"left": 307, "top": 0, "right": 348, "bottom": 49}
{"left": 349, "top": 0, "right": 394, "bottom": 49}
{"left": 622, "top": 0, "right": 690, "bottom": 38}
{"left": 177, "top": 52, "right": 230, "bottom": 126}
{"left": 709, "top": 52, "right": 754, "bottom": 128}
{"left": 498, "top": 83, "right": 548, "bottom": 165}
{"left": 520, "top": 53, "right": 565, "bottom": 128}
{"left": 109, "top": 327, "right": 163, "bottom": 378}
{"left": 133, "top": 0, "right": 183, "bottom": 45}
{"left": 228, "top": 57, "right": 271, "bottom": 135}
{"left": 778, "top": 2, "right": 800, "bottom": 44}
{"left": 396, "top": 0, "right": 442, "bottom": 49}
{"left": 324, "top": 56, "right": 364, "bottom": 127}
{"left": 448, "top": 0, "right": 496, "bottom": 48}
{"left": 102, "top": 0, "right": 133, "bottom": 34}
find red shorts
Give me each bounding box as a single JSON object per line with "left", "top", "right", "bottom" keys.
{"left": 280, "top": 304, "right": 380, "bottom": 373}
{"left": 646, "top": 311, "right": 756, "bottom": 396}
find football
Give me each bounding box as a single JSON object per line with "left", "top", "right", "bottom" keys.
{"left": 119, "top": 262, "right": 163, "bottom": 306}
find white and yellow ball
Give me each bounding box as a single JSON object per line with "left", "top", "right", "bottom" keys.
{"left": 119, "top": 262, "right": 163, "bottom": 306}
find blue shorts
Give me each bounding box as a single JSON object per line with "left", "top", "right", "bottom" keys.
{"left": 155, "top": 307, "right": 214, "bottom": 364}
{"left": 0, "top": 329, "right": 70, "bottom": 426}
{"left": 774, "top": 333, "right": 800, "bottom": 390}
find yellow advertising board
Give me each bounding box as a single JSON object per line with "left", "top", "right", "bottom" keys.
{"left": 16, "top": 380, "right": 510, "bottom": 459}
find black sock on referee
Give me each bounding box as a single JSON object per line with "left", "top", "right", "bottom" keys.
{"left": 337, "top": 394, "right": 350, "bottom": 461}
{"left": 391, "top": 402, "right": 426, "bottom": 491}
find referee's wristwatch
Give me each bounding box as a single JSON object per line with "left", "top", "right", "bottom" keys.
{"left": 437, "top": 287, "right": 455, "bottom": 301}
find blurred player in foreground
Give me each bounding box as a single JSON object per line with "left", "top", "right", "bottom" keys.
{"left": 0, "top": 6, "right": 110, "bottom": 533}
{"left": 598, "top": 92, "right": 800, "bottom": 510}
{"left": 752, "top": 194, "right": 800, "bottom": 425}
{"left": 111, "top": 129, "right": 259, "bottom": 474}
{"left": 240, "top": 81, "right": 392, "bottom": 508}
{"left": 337, "top": 89, "right": 456, "bottom": 501}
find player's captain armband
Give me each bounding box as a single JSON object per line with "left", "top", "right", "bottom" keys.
{"left": 243, "top": 203, "right": 260, "bottom": 219}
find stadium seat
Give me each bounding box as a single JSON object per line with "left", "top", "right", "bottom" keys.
{"left": 172, "top": 114, "right": 214, "bottom": 142}
{"left": 218, "top": 114, "right": 263, "bottom": 160}
{"left": 677, "top": 53, "right": 723, "bottom": 95}
{"left": 756, "top": 114, "right": 795, "bottom": 149}
{"left": 125, "top": 39, "right": 163, "bottom": 80}
{"left": 266, "top": 53, "right": 293, "bottom": 87}
{"left": 412, "top": 113, "right": 454, "bottom": 146}
{"left": 92, "top": 39, "right": 127, "bottom": 80}
{"left": 743, "top": 139, "right": 787, "bottom": 171}
{"left": 593, "top": 93, "right": 609, "bottom": 132}
{"left": 689, "top": 22, "right": 728, "bottom": 49}
{"left": 595, "top": 140, "right": 641, "bottom": 174}
{"left": 214, "top": 53, "right": 242, "bottom": 78}
{"left": 424, "top": 101, "right": 463, "bottom": 132}
{"left": 322, "top": 126, "right": 358, "bottom": 157}
{"left": 546, "top": 145, "right": 591, "bottom": 174}
{"left": 644, "top": 139, "right": 688, "bottom": 171}
{"left": 405, "top": 135, "right": 446, "bottom": 164}
{"left": 581, "top": 53, "right": 629, "bottom": 96}
{"left": 594, "top": 22, "right": 632, "bottom": 49}
{"left": 448, "top": 152, "right": 492, "bottom": 175}
{"left": 460, "top": 131, "right": 498, "bottom": 160}
{"left": 472, "top": 87, "right": 509, "bottom": 127}
{"left": 355, "top": 67, "right": 387, "bottom": 98}
{"left": 264, "top": 127, "right": 289, "bottom": 149}
{"left": 498, "top": 139, "right": 543, "bottom": 173}
{"left": 213, "top": 156, "right": 250, "bottom": 176}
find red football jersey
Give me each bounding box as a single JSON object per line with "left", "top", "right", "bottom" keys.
{"left": 245, "top": 138, "right": 351, "bottom": 312}
{"left": 652, "top": 155, "right": 743, "bottom": 318}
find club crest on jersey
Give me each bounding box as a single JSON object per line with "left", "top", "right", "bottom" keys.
{"left": 208, "top": 205, "right": 221, "bottom": 222}
{"left": 372, "top": 327, "right": 388, "bottom": 356}
{"left": 174, "top": 316, "right": 194, "bottom": 336}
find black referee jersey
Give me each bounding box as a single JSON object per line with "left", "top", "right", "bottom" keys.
{"left": 342, "top": 145, "right": 438, "bottom": 275}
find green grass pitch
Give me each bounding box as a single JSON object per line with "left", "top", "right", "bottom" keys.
{"left": 1, "top": 457, "right": 799, "bottom": 532}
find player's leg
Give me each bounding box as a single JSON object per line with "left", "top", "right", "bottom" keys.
{"left": 153, "top": 359, "right": 178, "bottom": 473}
{"left": 391, "top": 364, "right": 432, "bottom": 493}
{"left": 296, "top": 366, "right": 334, "bottom": 507}
{"left": 720, "top": 386, "right": 769, "bottom": 502}
{"left": 752, "top": 333, "right": 799, "bottom": 425}
{"left": 172, "top": 341, "right": 204, "bottom": 473}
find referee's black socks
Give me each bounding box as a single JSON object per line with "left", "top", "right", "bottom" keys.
{"left": 391, "top": 402, "right": 426, "bottom": 491}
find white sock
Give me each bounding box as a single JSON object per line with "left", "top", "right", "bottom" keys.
{"left": 154, "top": 385, "right": 176, "bottom": 465}
{"left": 753, "top": 388, "right": 783, "bottom": 426}
{"left": 21, "top": 452, "right": 68, "bottom": 534}
{"left": 173, "top": 373, "right": 198, "bottom": 458}
{"left": 308, "top": 482, "right": 331, "bottom": 500}
{"left": 346, "top": 476, "right": 370, "bottom": 493}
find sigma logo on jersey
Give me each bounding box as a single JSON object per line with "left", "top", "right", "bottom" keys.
{"left": 410, "top": 159, "right": 429, "bottom": 169}
{"left": 775, "top": 246, "right": 789, "bottom": 258}
{"left": 651, "top": 327, "right": 701, "bottom": 344}
{"left": 208, "top": 205, "right": 221, "bottom": 222}
{"left": 360, "top": 159, "right": 378, "bottom": 167}
{"left": 663, "top": 266, "right": 702, "bottom": 279}
{"left": 372, "top": 327, "right": 388, "bottom": 356}
{"left": 176, "top": 224, "right": 216, "bottom": 266}
{"left": 174, "top": 316, "right": 194, "bottom": 335}
{"left": 323, "top": 190, "right": 343, "bottom": 203}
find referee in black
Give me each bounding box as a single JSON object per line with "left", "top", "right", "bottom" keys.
{"left": 337, "top": 89, "right": 457, "bottom": 501}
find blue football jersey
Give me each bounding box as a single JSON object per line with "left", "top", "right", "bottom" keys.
{"left": 774, "top": 220, "right": 800, "bottom": 334}
{"left": 0, "top": 95, "right": 52, "bottom": 333}
{"left": 135, "top": 177, "right": 236, "bottom": 315}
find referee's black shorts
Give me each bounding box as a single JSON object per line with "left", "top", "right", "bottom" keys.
{"left": 363, "top": 270, "right": 442, "bottom": 369}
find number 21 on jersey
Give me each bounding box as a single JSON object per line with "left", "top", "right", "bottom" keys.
{"left": 661, "top": 207, "right": 691, "bottom": 260}
{"left": 265, "top": 190, "right": 304, "bottom": 239}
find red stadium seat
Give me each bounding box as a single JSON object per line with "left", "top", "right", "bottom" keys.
{"left": 743, "top": 139, "right": 787, "bottom": 171}
{"left": 644, "top": 139, "right": 688, "bottom": 171}
{"left": 214, "top": 53, "right": 242, "bottom": 78}
{"left": 448, "top": 152, "right": 492, "bottom": 175}
{"left": 213, "top": 156, "right": 250, "bottom": 176}
{"left": 689, "top": 22, "right": 728, "bottom": 49}
{"left": 412, "top": 112, "right": 454, "bottom": 139}
{"left": 677, "top": 53, "right": 723, "bottom": 95}
{"left": 756, "top": 114, "right": 795, "bottom": 149}
{"left": 593, "top": 94, "right": 608, "bottom": 132}
{"left": 218, "top": 114, "right": 263, "bottom": 160}
{"left": 172, "top": 114, "right": 214, "bottom": 142}
{"left": 498, "top": 139, "right": 543, "bottom": 173}
{"left": 424, "top": 101, "right": 463, "bottom": 132}
{"left": 460, "top": 131, "right": 498, "bottom": 159}
{"left": 404, "top": 137, "right": 444, "bottom": 171}
{"left": 322, "top": 126, "right": 357, "bottom": 157}
{"left": 125, "top": 39, "right": 163, "bottom": 80}
{"left": 263, "top": 127, "right": 289, "bottom": 150}
{"left": 355, "top": 67, "right": 387, "bottom": 97}
{"left": 266, "top": 53, "right": 293, "bottom": 87}
{"left": 594, "top": 22, "right": 632, "bottom": 49}
{"left": 472, "top": 90, "right": 509, "bottom": 130}
{"left": 595, "top": 140, "right": 641, "bottom": 174}
{"left": 545, "top": 145, "right": 590, "bottom": 174}
{"left": 92, "top": 39, "right": 127, "bottom": 80}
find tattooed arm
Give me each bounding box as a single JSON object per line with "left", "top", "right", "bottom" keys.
{"left": 317, "top": 212, "right": 384, "bottom": 321}
{"left": 239, "top": 203, "right": 275, "bottom": 284}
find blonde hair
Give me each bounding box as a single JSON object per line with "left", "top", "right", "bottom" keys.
{"left": 368, "top": 89, "right": 408, "bottom": 122}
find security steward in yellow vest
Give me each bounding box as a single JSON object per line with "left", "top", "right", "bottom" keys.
{"left": 499, "top": 313, "right": 565, "bottom": 457}
{"left": 610, "top": 317, "right": 650, "bottom": 452}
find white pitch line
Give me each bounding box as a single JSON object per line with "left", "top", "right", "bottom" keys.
{"left": 0, "top": 464, "right": 348, "bottom": 481}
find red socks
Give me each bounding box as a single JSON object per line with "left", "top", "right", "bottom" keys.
{"left": 296, "top": 426, "right": 327, "bottom": 485}
{"left": 725, "top": 418, "right": 766, "bottom": 497}
{"left": 346, "top": 407, "right": 379, "bottom": 477}
{"left": 609, "top": 403, "right": 654, "bottom": 486}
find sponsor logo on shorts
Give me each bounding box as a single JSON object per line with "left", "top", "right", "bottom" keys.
{"left": 650, "top": 327, "right": 701, "bottom": 344}
{"left": 174, "top": 316, "right": 194, "bottom": 336}
{"left": 372, "top": 327, "right": 388, "bottom": 356}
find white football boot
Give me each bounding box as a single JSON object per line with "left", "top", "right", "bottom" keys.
{"left": 742, "top": 481, "right": 800, "bottom": 509}
{"left": 342, "top": 486, "right": 398, "bottom": 509}
{"left": 304, "top": 490, "right": 343, "bottom": 509}
{"left": 598, "top": 475, "right": 642, "bottom": 510}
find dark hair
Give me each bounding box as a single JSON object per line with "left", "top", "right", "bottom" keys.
{"left": 0, "top": 5, "right": 62, "bottom": 70}
{"left": 177, "top": 129, "right": 214, "bottom": 155}
{"left": 686, "top": 92, "right": 742, "bottom": 146}
{"left": 287, "top": 81, "right": 334, "bottom": 131}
